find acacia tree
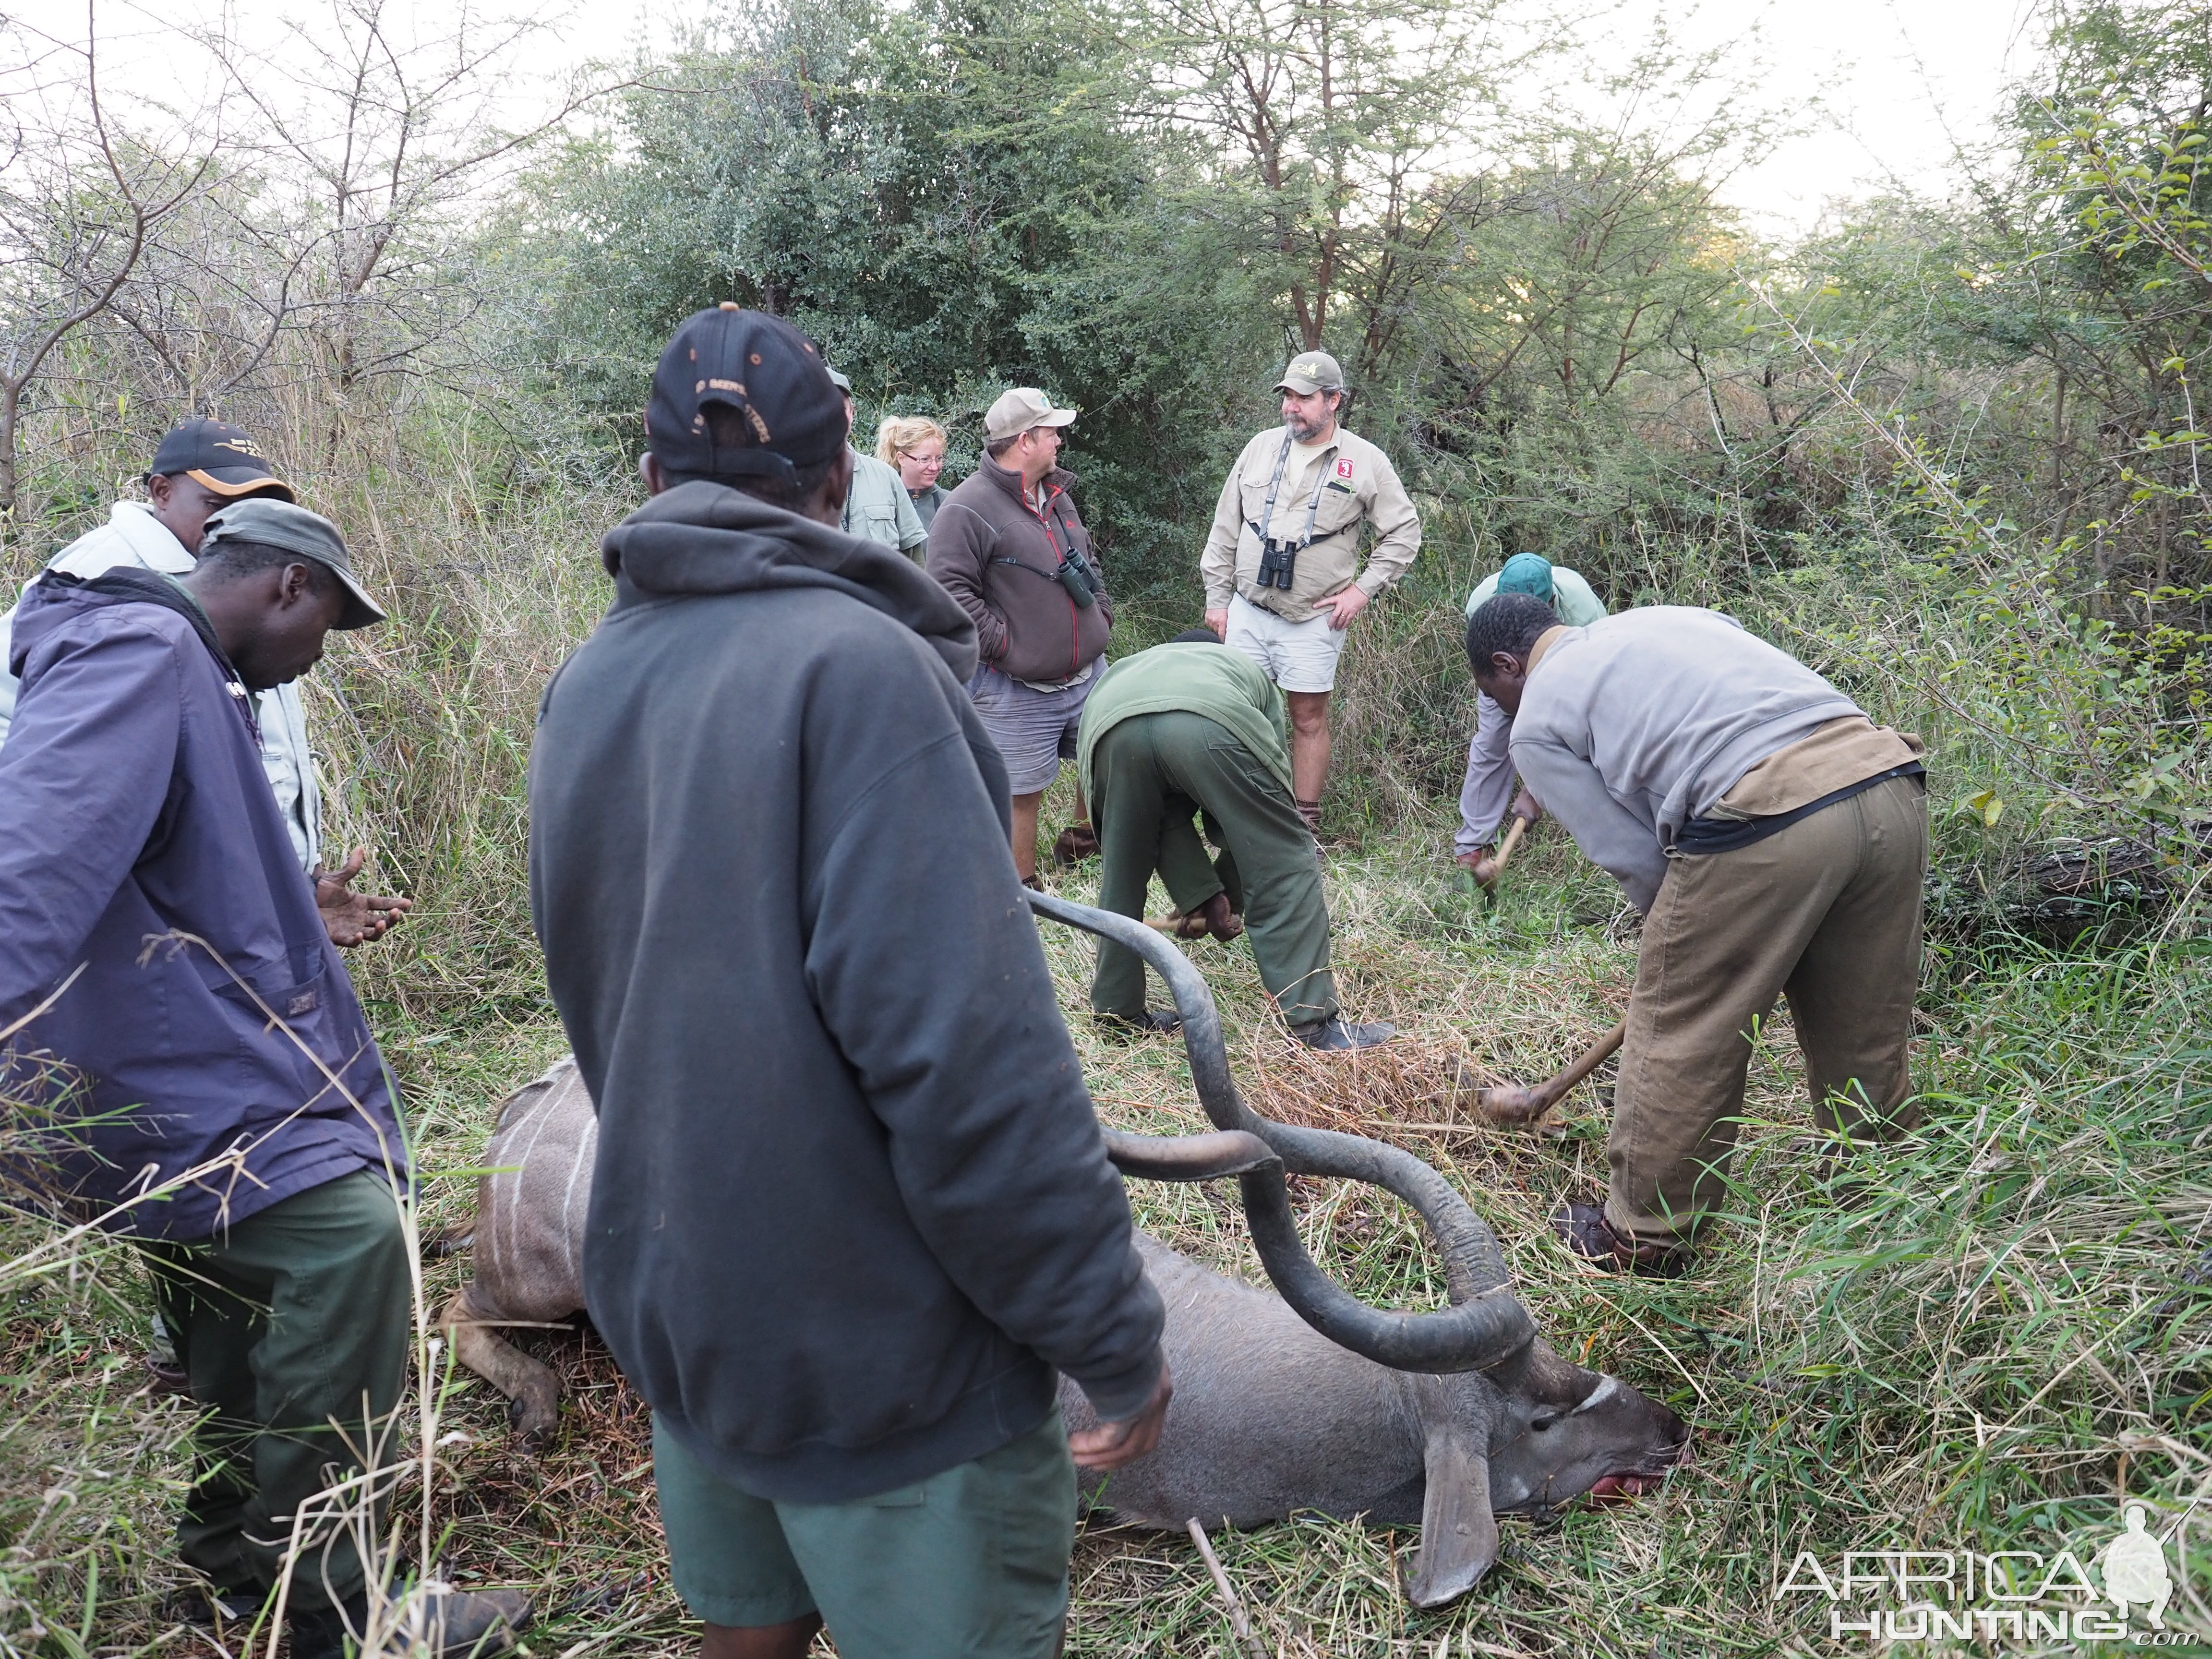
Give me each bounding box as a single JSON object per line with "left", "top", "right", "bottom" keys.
{"left": 195, "top": 0, "right": 613, "bottom": 452}
{"left": 2021, "top": 0, "right": 2212, "bottom": 597}
{"left": 1131, "top": 0, "right": 1523, "bottom": 372}
{"left": 1783, "top": 0, "right": 2212, "bottom": 609}
{"left": 0, "top": 9, "right": 222, "bottom": 519}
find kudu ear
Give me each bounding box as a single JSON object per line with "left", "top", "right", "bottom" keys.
{"left": 1408, "top": 1426, "right": 1499, "bottom": 1608}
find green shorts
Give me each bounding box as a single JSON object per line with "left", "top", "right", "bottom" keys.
{"left": 652, "top": 1408, "right": 1077, "bottom": 1658}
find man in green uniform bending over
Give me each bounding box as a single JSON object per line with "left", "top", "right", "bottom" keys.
{"left": 1077, "top": 630, "right": 1392, "bottom": 1051}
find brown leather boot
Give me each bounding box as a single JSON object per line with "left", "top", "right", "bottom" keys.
{"left": 1551, "top": 1200, "right": 1690, "bottom": 1277}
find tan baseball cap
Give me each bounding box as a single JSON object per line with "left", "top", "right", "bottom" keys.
{"left": 1274, "top": 351, "right": 1345, "bottom": 395}
{"left": 985, "top": 387, "right": 1077, "bottom": 442}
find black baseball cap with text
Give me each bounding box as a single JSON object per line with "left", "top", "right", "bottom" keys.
{"left": 646, "top": 304, "right": 847, "bottom": 487}
{"left": 147, "top": 420, "right": 294, "bottom": 501}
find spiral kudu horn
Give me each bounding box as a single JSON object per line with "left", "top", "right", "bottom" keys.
{"left": 1026, "top": 890, "right": 1534, "bottom": 1375}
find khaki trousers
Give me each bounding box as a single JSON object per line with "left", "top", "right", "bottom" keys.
{"left": 1605, "top": 774, "right": 1927, "bottom": 1245}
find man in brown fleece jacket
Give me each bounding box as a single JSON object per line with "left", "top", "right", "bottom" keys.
{"left": 927, "top": 388, "right": 1112, "bottom": 884}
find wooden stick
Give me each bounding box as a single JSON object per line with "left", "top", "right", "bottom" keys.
{"left": 1471, "top": 811, "right": 1530, "bottom": 903}
{"left": 1471, "top": 1018, "right": 1628, "bottom": 1126}
{"left": 1490, "top": 810, "right": 1529, "bottom": 877}
{"left": 1186, "top": 1518, "right": 1270, "bottom": 1659}
{"left": 1541, "top": 1018, "right": 1627, "bottom": 1101}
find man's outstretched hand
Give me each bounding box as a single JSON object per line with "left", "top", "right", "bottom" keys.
{"left": 314, "top": 847, "right": 413, "bottom": 948}
{"left": 1070, "top": 1361, "right": 1173, "bottom": 1471}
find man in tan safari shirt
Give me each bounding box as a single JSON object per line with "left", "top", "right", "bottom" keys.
{"left": 1201, "top": 351, "right": 1420, "bottom": 832}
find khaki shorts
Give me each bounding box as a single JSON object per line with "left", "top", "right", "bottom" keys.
{"left": 652, "top": 1408, "right": 1077, "bottom": 1657}
{"left": 1225, "top": 592, "right": 1347, "bottom": 693}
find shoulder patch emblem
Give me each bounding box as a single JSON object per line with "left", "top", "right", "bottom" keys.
{"left": 1335, "top": 457, "right": 1355, "bottom": 481}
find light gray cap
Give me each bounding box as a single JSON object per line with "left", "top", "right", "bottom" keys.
{"left": 200, "top": 497, "right": 385, "bottom": 630}
{"left": 985, "top": 387, "right": 1077, "bottom": 442}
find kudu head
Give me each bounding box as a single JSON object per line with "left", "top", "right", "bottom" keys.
{"left": 1025, "top": 891, "right": 1688, "bottom": 1606}
{"left": 1408, "top": 1341, "right": 1688, "bottom": 1605}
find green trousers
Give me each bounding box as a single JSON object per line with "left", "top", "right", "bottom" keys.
{"left": 139, "top": 1167, "right": 412, "bottom": 1612}
{"left": 1090, "top": 710, "right": 1336, "bottom": 1025}
{"left": 653, "top": 1409, "right": 1076, "bottom": 1655}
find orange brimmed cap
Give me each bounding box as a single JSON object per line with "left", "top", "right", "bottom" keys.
{"left": 146, "top": 419, "right": 294, "bottom": 502}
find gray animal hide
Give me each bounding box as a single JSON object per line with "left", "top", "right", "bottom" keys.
{"left": 448, "top": 1056, "right": 1685, "bottom": 1602}
{"left": 1058, "top": 1237, "right": 1685, "bottom": 1606}
{"left": 439, "top": 1055, "right": 596, "bottom": 1446}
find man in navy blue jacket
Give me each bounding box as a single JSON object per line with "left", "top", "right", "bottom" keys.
{"left": 0, "top": 499, "right": 528, "bottom": 1657}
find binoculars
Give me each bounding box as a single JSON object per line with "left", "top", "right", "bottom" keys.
{"left": 1255, "top": 537, "right": 1301, "bottom": 591}
{"left": 1056, "top": 547, "right": 1104, "bottom": 608}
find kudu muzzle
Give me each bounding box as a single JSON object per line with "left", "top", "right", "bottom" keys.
{"left": 1027, "top": 890, "right": 1535, "bottom": 1377}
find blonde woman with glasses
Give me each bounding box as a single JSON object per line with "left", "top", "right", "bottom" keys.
{"left": 878, "top": 415, "right": 951, "bottom": 531}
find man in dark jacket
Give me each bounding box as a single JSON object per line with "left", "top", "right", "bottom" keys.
{"left": 927, "top": 387, "right": 1109, "bottom": 884}
{"left": 0, "top": 501, "right": 528, "bottom": 1657}
{"left": 530, "top": 307, "right": 1170, "bottom": 1659}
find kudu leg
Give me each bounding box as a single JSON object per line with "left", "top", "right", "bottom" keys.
{"left": 440, "top": 1282, "right": 562, "bottom": 1451}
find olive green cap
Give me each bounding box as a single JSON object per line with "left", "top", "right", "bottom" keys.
{"left": 200, "top": 497, "right": 385, "bottom": 629}
{"left": 1274, "top": 351, "right": 1344, "bottom": 395}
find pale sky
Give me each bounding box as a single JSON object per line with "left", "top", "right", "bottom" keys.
{"left": 63, "top": 0, "right": 2046, "bottom": 243}
{"left": 1649, "top": 0, "right": 2045, "bottom": 240}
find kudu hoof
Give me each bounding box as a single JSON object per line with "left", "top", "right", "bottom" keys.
{"left": 505, "top": 1384, "right": 560, "bottom": 1452}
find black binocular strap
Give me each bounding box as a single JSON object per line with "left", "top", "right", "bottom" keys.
{"left": 1247, "top": 429, "right": 1333, "bottom": 555}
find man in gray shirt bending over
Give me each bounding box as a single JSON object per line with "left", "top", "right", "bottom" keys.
{"left": 1466, "top": 595, "right": 1927, "bottom": 1274}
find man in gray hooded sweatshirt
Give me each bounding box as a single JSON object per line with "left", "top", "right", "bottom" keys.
{"left": 529, "top": 306, "right": 1169, "bottom": 1659}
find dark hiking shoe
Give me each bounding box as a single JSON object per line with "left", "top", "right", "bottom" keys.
{"left": 292, "top": 1587, "right": 533, "bottom": 1659}
{"left": 160, "top": 1583, "right": 261, "bottom": 1629}
{"left": 1022, "top": 874, "right": 1046, "bottom": 892}
{"left": 146, "top": 1353, "right": 192, "bottom": 1396}
{"left": 1052, "top": 822, "right": 1100, "bottom": 866}
{"left": 1551, "top": 1201, "right": 1689, "bottom": 1277}
{"left": 1096, "top": 1009, "right": 1182, "bottom": 1037}
{"left": 1292, "top": 1016, "right": 1395, "bottom": 1051}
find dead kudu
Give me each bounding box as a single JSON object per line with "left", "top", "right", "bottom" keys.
{"left": 441, "top": 894, "right": 1684, "bottom": 1606}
